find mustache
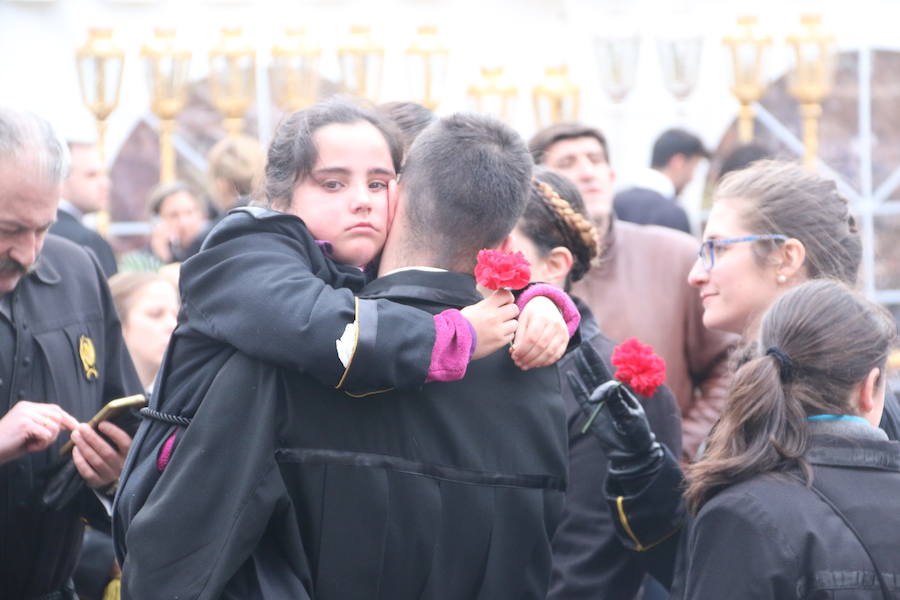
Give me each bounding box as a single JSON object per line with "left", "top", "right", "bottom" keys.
{"left": 0, "top": 257, "right": 28, "bottom": 276}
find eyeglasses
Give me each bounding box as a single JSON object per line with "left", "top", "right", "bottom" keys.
{"left": 697, "top": 234, "right": 788, "bottom": 270}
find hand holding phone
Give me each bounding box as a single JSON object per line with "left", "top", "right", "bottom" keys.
{"left": 59, "top": 394, "right": 146, "bottom": 456}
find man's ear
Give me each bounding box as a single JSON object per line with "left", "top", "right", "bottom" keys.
{"left": 497, "top": 235, "right": 515, "bottom": 253}
{"left": 387, "top": 179, "right": 401, "bottom": 230}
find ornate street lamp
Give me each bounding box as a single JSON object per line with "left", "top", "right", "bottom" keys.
{"left": 657, "top": 34, "right": 703, "bottom": 102}
{"left": 338, "top": 25, "right": 384, "bottom": 102}
{"left": 142, "top": 28, "right": 191, "bottom": 183}
{"left": 209, "top": 27, "right": 256, "bottom": 137}
{"left": 75, "top": 28, "right": 125, "bottom": 167}
{"left": 787, "top": 15, "right": 836, "bottom": 169}
{"left": 723, "top": 16, "right": 772, "bottom": 143}
{"left": 467, "top": 66, "right": 518, "bottom": 121}
{"left": 593, "top": 33, "right": 640, "bottom": 103}
{"left": 75, "top": 28, "right": 125, "bottom": 237}
{"left": 405, "top": 25, "right": 449, "bottom": 110}
{"left": 532, "top": 65, "right": 579, "bottom": 129}
{"left": 271, "top": 27, "right": 321, "bottom": 114}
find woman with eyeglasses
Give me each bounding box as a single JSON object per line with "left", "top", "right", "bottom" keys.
{"left": 572, "top": 160, "right": 900, "bottom": 595}
{"left": 686, "top": 160, "right": 900, "bottom": 437}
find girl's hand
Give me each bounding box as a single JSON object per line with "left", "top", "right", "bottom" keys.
{"left": 510, "top": 296, "right": 568, "bottom": 370}
{"left": 461, "top": 290, "right": 519, "bottom": 360}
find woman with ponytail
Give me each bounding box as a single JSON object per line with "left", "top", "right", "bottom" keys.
{"left": 674, "top": 280, "right": 900, "bottom": 598}
{"left": 510, "top": 167, "right": 684, "bottom": 599}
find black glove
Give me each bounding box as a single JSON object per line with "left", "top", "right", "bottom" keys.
{"left": 568, "top": 343, "right": 663, "bottom": 477}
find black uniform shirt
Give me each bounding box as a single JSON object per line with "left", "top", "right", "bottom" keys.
{"left": 0, "top": 235, "right": 141, "bottom": 598}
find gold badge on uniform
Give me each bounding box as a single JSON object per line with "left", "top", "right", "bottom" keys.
{"left": 79, "top": 335, "right": 99, "bottom": 380}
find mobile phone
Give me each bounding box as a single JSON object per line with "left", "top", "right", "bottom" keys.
{"left": 59, "top": 394, "right": 147, "bottom": 455}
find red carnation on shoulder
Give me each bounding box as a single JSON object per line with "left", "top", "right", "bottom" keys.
{"left": 474, "top": 249, "right": 531, "bottom": 291}
{"left": 610, "top": 337, "right": 667, "bottom": 397}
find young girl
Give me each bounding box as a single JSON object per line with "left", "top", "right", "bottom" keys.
{"left": 115, "top": 100, "right": 576, "bottom": 558}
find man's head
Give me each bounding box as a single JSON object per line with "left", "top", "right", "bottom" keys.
{"left": 61, "top": 142, "right": 109, "bottom": 214}
{"left": 148, "top": 181, "right": 208, "bottom": 252}
{"left": 0, "top": 108, "right": 68, "bottom": 296}
{"left": 528, "top": 122, "right": 615, "bottom": 225}
{"left": 395, "top": 113, "right": 532, "bottom": 272}
{"left": 651, "top": 128, "right": 708, "bottom": 194}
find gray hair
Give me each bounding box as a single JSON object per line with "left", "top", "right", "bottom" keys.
{"left": 0, "top": 107, "right": 70, "bottom": 185}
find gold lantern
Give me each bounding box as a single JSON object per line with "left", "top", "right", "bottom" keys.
{"left": 405, "top": 25, "right": 449, "bottom": 110}
{"left": 467, "top": 67, "right": 518, "bottom": 121}
{"left": 723, "top": 16, "right": 772, "bottom": 143}
{"left": 787, "top": 15, "right": 836, "bottom": 169}
{"left": 209, "top": 27, "right": 256, "bottom": 137}
{"left": 593, "top": 33, "right": 640, "bottom": 103}
{"left": 338, "top": 25, "right": 384, "bottom": 102}
{"left": 75, "top": 28, "right": 125, "bottom": 237}
{"left": 271, "top": 28, "right": 321, "bottom": 113}
{"left": 532, "top": 65, "right": 580, "bottom": 129}
{"left": 657, "top": 34, "right": 704, "bottom": 102}
{"left": 75, "top": 28, "right": 125, "bottom": 167}
{"left": 142, "top": 28, "right": 191, "bottom": 183}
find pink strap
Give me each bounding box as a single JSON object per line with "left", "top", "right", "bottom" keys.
{"left": 516, "top": 283, "right": 581, "bottom": 337}
{"left": 425, "top": 309, "right": 476, "bottom": 383}
{"left": 157, "top": 429, "right": 179, "bottom": 473}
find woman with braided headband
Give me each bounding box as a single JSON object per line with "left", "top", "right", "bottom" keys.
{"left": 509, "top": 166, "right": 684, "bottom": 599}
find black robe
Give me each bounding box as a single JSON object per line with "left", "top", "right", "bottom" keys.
{"left": 113, "top": 208, "right": 439, "bottom": 565}
{"left": 119, "top": 269, "right": 568, "bottom": 599}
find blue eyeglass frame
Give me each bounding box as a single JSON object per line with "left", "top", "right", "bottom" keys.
{"left": 698, "top": 234, "right": 788, "bottom": 269}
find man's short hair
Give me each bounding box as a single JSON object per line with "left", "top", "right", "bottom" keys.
{"left": 400, "top": 113, "right": 533, "bottom": 270}
{"left": 147, "top": 180, "right": 204, "bottom": 216}
{"left": 0, "top": 107, "right": 69, "bottom": 184}
{"left": 651, "top": 128, "right": 708, "bottom": 169}
{"left": 528, "top": 122, "right": 611, "bottom": 166}
{"left": 376, "top": 102, "right": 436, "bottom": 155}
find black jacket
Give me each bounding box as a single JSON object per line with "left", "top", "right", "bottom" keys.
{"left": 548, "top": 299, "right": 683, "bottom": 600}
{"left": 49, "top": 210, "right": 118, "bottom": 278}
{"left": 613, "top": 187, "right": 691, "bottom": 235}
{"left": 671, "top": 423, "right": 900, "bottom": 599}
{"left": 119, "top": 269, "right": 567, "bottom": 599}
{"left": 114, "top": 208, "right": 439, "bottom": 564}
{"left": 0, "top": 235, "right": 140, "bottom": 598}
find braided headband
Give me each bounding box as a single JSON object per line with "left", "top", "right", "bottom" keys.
{"left": 532, "top": 178, "right": 600, "bottom": 262}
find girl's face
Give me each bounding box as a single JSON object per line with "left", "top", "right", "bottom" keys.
{"left": 122, "top": 279, "right": 179, "bottom": 383}
{"left": 687, "top": 198, "right": 785, "bottom": 335}
{"left": 508, "top": 226, "right": 558, "bottom": 286}
{"left": 289, "top": 121, "right": 394, "bottom": 267}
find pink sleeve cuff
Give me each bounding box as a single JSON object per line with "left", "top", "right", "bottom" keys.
{"left": 516, "top": 283, "right": 581, "bottom": 338}
{"left": 425, "top": 309, "right": 476, "bottom": 383}
{"left": 157, "top": 429, "right": 179, "bottom": 473}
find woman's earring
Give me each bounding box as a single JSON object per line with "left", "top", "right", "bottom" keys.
{"left": 777, "top": 274, "right": 787, "bottom": 284}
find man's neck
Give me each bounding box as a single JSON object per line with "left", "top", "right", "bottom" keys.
{"left": 378, "top": 230, "right": 436, "bottom": 277}
{"left": 58, "top": 199, "right": 84, "bottom": 220}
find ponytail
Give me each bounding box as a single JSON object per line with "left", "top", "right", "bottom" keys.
{"left": 685, "top": 280, "right": 896, "bottom": 513}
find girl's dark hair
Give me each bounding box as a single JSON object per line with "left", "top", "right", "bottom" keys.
{"left": 264, "top": 98, "right": 403, "bottom": 209}
{"left": 685, "top": 280, "right": 897, "bottom": 513}
{"left": 517, "top": 167, "right": 599, "bottom": 288}
{"left": 715, "top": 160, "right": 861, "bottom": 285}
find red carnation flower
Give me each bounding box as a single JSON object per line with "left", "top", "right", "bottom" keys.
{"left": 610, "top": 337, "right": 667, "bottom": 397}
{"left": 474, "top": 249, "right": 531, "bottom": 291}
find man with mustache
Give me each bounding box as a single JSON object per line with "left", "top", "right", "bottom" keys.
{"left": 0, "top": 107, "right": 142, "bottom": 599}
